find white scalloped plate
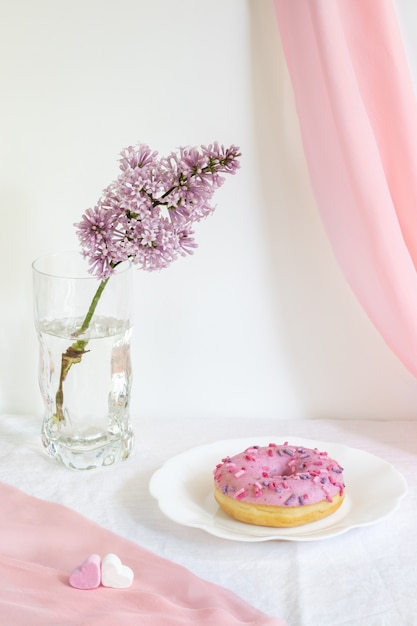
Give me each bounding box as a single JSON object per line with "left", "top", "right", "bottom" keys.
{"left": 149, "top": 436, "right": 407, "bottom": 542}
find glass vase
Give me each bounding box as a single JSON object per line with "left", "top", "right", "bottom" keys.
{"left": 32, "top": 251, "right": 134, "bottom": 470}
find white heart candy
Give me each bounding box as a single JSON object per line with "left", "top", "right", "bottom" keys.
{"left": 101, "top": 553, "right": 134, "bottom": 589}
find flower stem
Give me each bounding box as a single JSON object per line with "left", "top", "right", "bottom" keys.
{"left": 76, "top": 276, "right": 110, "bottom": 335}
{"left": 53, "top": 276, "right": 110, "bottom": 425}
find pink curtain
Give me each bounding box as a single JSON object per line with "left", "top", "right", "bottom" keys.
{"left": 273, "top": 0, "right": 417, "bottom": 379}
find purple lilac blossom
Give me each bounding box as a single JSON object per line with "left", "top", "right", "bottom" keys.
{"left": 75, "top": 142, "right": 241, "bottom": 278}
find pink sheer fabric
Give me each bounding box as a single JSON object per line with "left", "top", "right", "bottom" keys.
{"left": 0, "top": 482, "right": 285, "bottom": 625}
{"left": 274, "top": 0, "right": 417, "bottom": 378}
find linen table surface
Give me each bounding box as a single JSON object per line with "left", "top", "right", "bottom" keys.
{"left": 0, "top": 414, "right": 415, "bottom": 626}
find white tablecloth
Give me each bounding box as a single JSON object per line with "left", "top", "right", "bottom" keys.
{"left": 1, "top": 414, "right": 415, "bottom": 626}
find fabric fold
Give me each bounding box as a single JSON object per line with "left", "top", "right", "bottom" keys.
{"left": 0, "top": 481, "right": 285, "bottom": 625}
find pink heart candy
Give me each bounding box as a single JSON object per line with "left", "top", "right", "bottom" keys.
{"left": 101, "top": 553, "right": 134, "bottom": 588}
{"left": 69, "top": 554, "right": 101, "bottom": 590}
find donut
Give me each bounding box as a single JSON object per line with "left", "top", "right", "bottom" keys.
{"left": 213, "top": 442, "right": 345, "bottom": 527}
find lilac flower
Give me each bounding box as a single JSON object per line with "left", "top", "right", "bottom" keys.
{"left": 75, "top": 142, "right": 241, "bottom": 278}
{"left": 51, "top": 141, "right": 240, "bottom": 425}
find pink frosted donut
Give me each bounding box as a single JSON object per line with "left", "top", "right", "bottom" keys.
{"left": 213, "top": 442, "right": 345, "bottom": 527}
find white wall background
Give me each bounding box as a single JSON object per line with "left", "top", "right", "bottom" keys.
{"left": 2, "top": 0, "right": 417, "bottom": 423}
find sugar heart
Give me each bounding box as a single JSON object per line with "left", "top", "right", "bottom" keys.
{"left": 101, "top": 553, "right": 134, "bottom": 589}
{"left": 69, "top": 554, "right": 101, "bottom": 590}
